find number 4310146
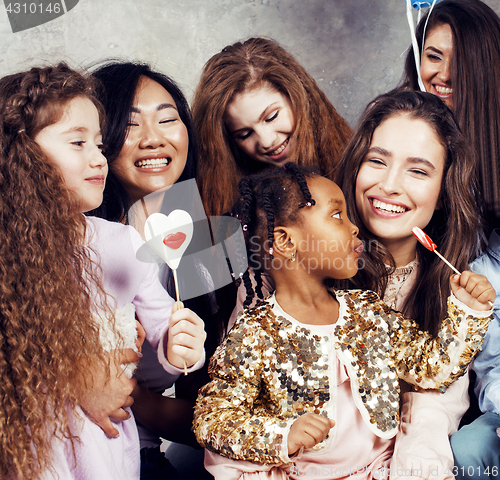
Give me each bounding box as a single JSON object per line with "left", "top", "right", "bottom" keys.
{"left": 5, "top": 3, "right": 62, "bottom": 14}
{"left": 445, "top": 466, "right": 499, "bottom": 476}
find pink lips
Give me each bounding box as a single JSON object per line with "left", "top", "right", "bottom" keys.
{"left": 86, "top": 175, "right": 105, "bottom": 185}
{"left": 163, "top": 232, "right": 186, "bottom": 250}
{"left": 353, "top": 241, "right": 364, "bottom": 256}
{"left": 431, "top": 84, "right": 453, "bottom": 105}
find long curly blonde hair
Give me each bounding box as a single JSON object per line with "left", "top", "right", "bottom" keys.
{"left": 0, "top": 63, "right": 110, "bottom": 479}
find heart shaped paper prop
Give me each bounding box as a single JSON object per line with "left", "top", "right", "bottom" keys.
{"left": 144, "top": 210, "right": 193, "bottom": 270}
{"left": 143, "top": 210, "right": 193, "bottom": 376}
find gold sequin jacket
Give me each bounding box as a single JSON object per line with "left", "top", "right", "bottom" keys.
{"left": 194, "top": 289, "right": 491, "bottom": 465}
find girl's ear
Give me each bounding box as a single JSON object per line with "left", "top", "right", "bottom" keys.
{"left": 273, "top": 226, "right": 296, "bottom": 260}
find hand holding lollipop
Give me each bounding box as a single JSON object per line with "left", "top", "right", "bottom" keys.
{"left": 144, "top": 210, "right": 206, "bottom": 374}
{"left": 412, "top": 227, "right": 460, "bottom": 274}
{"left": 412, "top": 227, "right": 494, "bottom": 310}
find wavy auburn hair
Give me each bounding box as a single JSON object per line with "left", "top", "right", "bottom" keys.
{"left": 401, "top": 0, "right": 500, "bottom": 230}
{"left": 192, "top": 37, "right": 352, "bottom": 217}
{"left": 336, "top": 90, "right": 482, "bottom": 335}
{"left": 0, "top": 63, "right": 108, "bottom": 479}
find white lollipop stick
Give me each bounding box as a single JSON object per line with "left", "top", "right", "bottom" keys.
{"left": 144, "top": 210, "right": 194, "bottom": 374}
{"left": 172, "top": 269, "right": 181, "bottom": 304}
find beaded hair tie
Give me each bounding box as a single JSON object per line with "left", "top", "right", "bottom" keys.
{"left": 298, "top": 200, "right": 316, "bottom": 209}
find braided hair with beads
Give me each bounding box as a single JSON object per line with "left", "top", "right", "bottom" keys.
{"left": 232, "top": 162, "right": 317, "bottom": 308}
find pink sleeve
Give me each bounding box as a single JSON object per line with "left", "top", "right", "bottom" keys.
{"left": 390, "top": 372, "right": 469, "bottom": 480}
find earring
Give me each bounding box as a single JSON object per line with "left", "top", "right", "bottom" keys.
{"left": 290, "top": 251, "right": 296, "bottom": 262}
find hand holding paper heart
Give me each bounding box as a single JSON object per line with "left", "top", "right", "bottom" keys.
{"left": 141, "top": 210, "right": 207, "bottom": 372}
{"left": 165, "top": 301, "right": 206, "bottom": 370}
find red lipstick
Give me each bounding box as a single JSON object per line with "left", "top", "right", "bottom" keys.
{"left": 163, "top": 232, "right": 187, "bottom": 250}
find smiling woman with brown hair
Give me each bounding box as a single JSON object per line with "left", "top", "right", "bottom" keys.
{"left": 401, "top": 0, "right": 500, "bottom": 234}
{"left": 192, "top": 37, "right": 352, "bottom": 217}
{"left": 336, "top": 88, "right": 483, "bottom": 480}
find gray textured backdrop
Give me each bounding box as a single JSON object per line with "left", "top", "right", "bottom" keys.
{"left": 1, "top": 0, "right": 499, "bottom": 126}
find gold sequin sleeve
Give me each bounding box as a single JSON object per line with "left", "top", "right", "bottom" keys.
{"left": 193, "top": 307, "right": 294, "bottom": 465}
{"left": 383, "top": 294, "right": 491, "bottom": 390}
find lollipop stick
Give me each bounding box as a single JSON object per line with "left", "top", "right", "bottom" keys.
{"left": 173, "top": 269, "right": 181, "bottom": 304}
{"left": 172, "top": 268, "right": 188, "bottom": 376}
{"left": 434, "top": 250, "right": 461, "bottom": 275}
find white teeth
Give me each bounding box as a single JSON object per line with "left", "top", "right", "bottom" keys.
{"left": 135, "top": 158, "right": 171, "bottom": 168}
{"left": 372, "top": 198, "right": 407, "bottom": 214}
{"left": 268, "top": 138, "right": 289, "bottom": 156}
{"left": 435, "top": 85, "right": 452, "bottom": 95}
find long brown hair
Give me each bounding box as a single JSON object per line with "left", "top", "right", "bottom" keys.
{"left": 0, "top": 63, "right": 108, "bottom": 479}
{"left": 192, "top": 37, "right": 352, "bottom": 217}
{"left": 336, "top": 89, "right": 482, "bottom": 335}
{"left": 401, "top": 0, "right": 500, "bottom": 231}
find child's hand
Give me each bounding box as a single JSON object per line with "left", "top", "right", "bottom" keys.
{"left": 450, "top": 271, "right": 495, "bottom": 311}
{"left": 288, "top": 413, "right": 335, "bottom": 456}
{"left": 166, "top": 301, "right": 206, "bottom": 370}
{"left": 80, "top": 349, "right": 140, "bottom": 437}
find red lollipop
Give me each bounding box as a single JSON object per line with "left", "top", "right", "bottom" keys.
{"left": 411, "top": 227, "right": 460, "bottom": 275}
{"left": 412, "top": 226, "right": 437, "bottom": 252}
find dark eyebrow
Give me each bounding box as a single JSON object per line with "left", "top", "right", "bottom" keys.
{"left": 367, "top": 147, "right": 437, "bottom": 170}
{"left": 367, "top": 146, "right": 391, "bottom": 157}
{"left": 130, "top": 103, "right": 178, "bottom": 114}
{"left": 407, "top": 157, "right": 436, "bottom": 170}
{"left": 328, "top": 198, "right": 343, "bottom": 208}
{"left": 424, "top": 46, "right": 443, "bottom": 55}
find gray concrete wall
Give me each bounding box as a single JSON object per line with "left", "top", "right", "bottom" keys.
{"left": 1, "top": 0, "right": 499, "bottom": 127}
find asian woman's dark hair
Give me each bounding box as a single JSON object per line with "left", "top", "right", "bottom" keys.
{"left": 401, "top": 0, "right": 500, "bottom": 231}
{"left": 335, "top": 89, "right": 481, "bottom": 336}
{"left": 89, "top": 61, "right": 198, "bottom": 222}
